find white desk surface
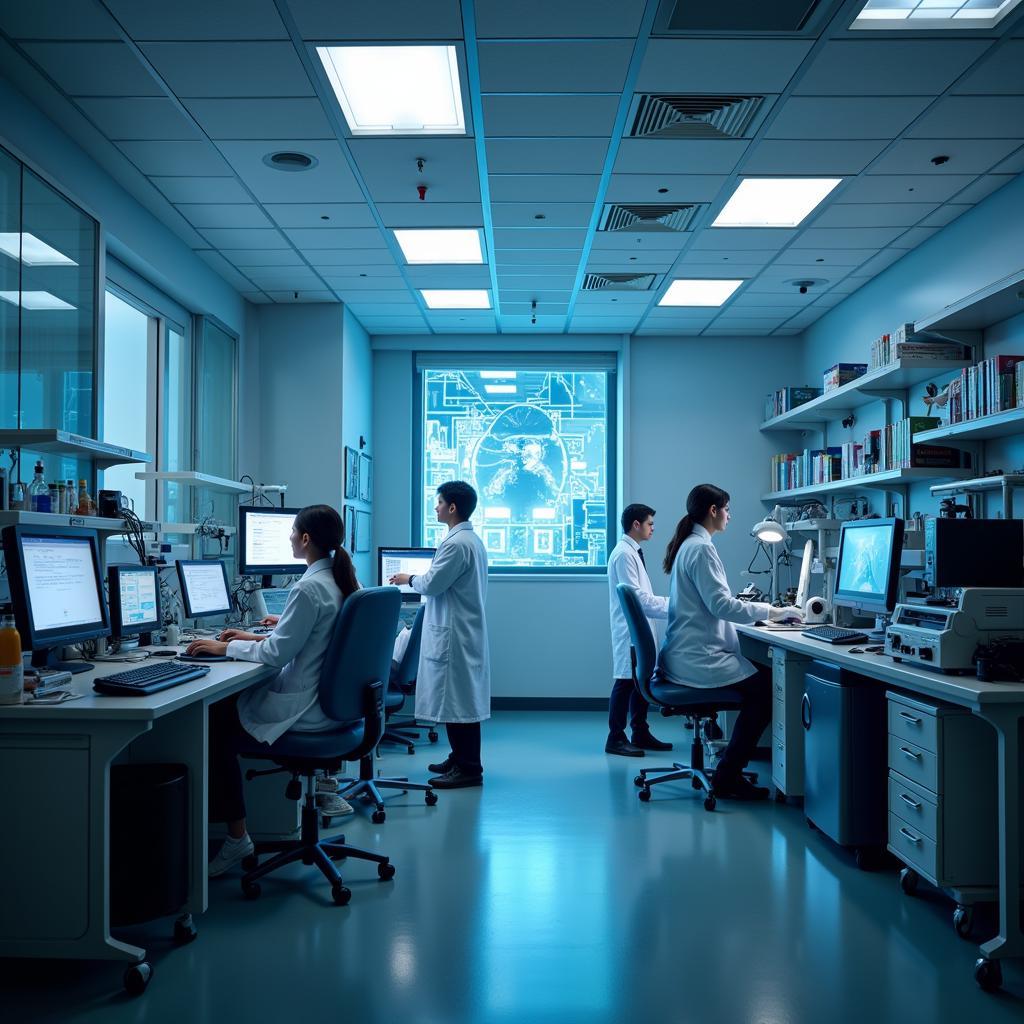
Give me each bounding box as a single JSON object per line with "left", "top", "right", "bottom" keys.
{"left": 737, "top": 624, "right": 1024, "bottom": 709}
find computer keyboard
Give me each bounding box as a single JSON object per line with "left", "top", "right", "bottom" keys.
{"left": 801, "top": 625, "right": 869, "bottom": 645}
{"left": 93, "top": 660, "right": 212, "bottom": 696}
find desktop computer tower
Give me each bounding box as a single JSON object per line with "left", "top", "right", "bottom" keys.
{"left": 923, "top": 517, "right": 1023, "bottom": 588}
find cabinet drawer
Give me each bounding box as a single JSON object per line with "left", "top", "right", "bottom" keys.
{"left": 888, "top": 774, "right": 937, "bottom": 842}
{"left": 888, "top": 700, "right": 938, "bottom": 753}
{"left": 889, "top": 812, "right": 938, "bottom": 882}
{"left": 888, "top": 735, "right": 939, "bottom": 793}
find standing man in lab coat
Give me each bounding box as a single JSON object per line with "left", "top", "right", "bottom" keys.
{"left": 606, "top": 503, "right": 672, "bottom": 757}
{"left": 390, "top": 480, "right": 490, "bottom": 789}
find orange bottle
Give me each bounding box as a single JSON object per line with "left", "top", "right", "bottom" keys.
{"left": 0, "top": 610, "right": 24, "bottom": 705}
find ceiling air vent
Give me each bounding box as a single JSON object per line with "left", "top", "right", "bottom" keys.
{"left": 582, "top": 273, "right": 657, "bottom": 292}
{"left": 599, "top": 203, "right": 700, "bottom": 233}
{"left": 628, "top": 94, "right": 764, "bottom": 140}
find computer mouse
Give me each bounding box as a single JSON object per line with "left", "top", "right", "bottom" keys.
{"left": 151, "top": 650, "right": 179, "bottom": 657}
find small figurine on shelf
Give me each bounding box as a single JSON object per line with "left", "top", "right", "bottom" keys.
{"left": 922, "top": 381, "right": 951, "bottom": 419}
{"left": 75, "top": 479, "right": 96, "bottom": 516}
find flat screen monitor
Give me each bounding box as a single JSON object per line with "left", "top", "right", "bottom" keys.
{"left": 238, "top": 505, "right": 305, "bottom": 576}
{"left": 832, "top": 517, "right": 905, "bottom": 618}
{"left": 108, "top": 565, "right": 161, "bottom": 639}
{"left": 1, "top": 524, "right": 110, "bottom": 673}
{"left": 176, "top": 559, "right": 233, "bottom": 619}
{"left": 378, "top": 546, "right": 435, "bottom": 603}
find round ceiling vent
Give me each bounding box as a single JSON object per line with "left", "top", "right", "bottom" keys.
{"left": 262, "top": 151, "right": 318, "bottom": 172}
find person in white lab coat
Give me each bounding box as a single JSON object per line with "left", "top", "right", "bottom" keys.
{"left": 186, "top": 504, "right": 360, "bottom": 875}
{"left": 658, "top": 484, "right": 801, "bottom": 800}
{"left": 605, "top": 502, "right": 672, "bottom": 757}
{"left": 389, "top": 480, "right": 489, "bottom": 789}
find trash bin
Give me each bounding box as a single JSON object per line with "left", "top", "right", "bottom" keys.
{"left": 110, "top": 763, "right": 188, "bottom": 927}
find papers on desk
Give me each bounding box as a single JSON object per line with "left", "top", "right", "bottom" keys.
{"left": 26, "top": 690, "right": 83, "bottom": 704}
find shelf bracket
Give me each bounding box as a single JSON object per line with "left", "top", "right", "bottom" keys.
{"left": 860, "top": 389, "right": 908, "bottom": 420}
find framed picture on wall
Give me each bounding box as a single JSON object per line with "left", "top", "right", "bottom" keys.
{"left": 355, "top": 510, "right": 371, "bottom": 553}
{"left": 358, "top": 453, "right": 373, "bottom": 503}
{"left": 344, "top": 447, "right": 359, "bottom": 500}
{"left": 344, "top": 505, "right": 356, "bottom": 553}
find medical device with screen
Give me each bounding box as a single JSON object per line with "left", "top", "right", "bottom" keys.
{"left": 378, "top": 547, "right": 435, "bottom": 602}
{"left": 832, "top": 517, "right": 905, "bottom": 618}
{"left": 108, "top": 565, "right": 161, "bottom": 639}
{"left": 176, "top": 559, "right": 233, "bottom": 619}
{"left": 238, "top": 505, "right": 305, "bottom": 577}
{"left": 1, "top": 524, "right": 110, "bottom": 672}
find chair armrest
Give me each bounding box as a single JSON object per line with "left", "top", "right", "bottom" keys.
{"left": 345, "top": 681, "right": 386, "bottom": 761}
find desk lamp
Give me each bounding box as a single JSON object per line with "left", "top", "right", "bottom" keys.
{"left": 751, "top": 506, "right": 789, "bottom": 603}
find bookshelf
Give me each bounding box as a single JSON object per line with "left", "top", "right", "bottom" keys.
{"left": 930, "top": 474, "right": 1024, "bottom": 519}
{"left": 762, "top": 467, "right": 973, "bottom": 503}
{"left": 915, "top": 267, "right": 1024, "bottom": 334}
{"left": 913, "top": 407, "right": 1024, "bottom": 444}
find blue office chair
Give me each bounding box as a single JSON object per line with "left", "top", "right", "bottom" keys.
{"left": 236, "top": 586, "right": 403, "bottom": 906}
{"left": 381, "top": 604, "right": 426, "bottom": 752}
{"left": 617, "top": 583, "right": 750, "bottom": 811}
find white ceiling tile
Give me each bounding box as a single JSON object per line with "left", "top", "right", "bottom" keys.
{"left": 503, "top": 301, "right": 571, "bottom": 315}
{"left": 150, "top": 176, "right": 253, "bottom": 203}
{"left": 222, "top": 249, "right": 305, "bottom": 267}
{"left": 266, "top": 291, "right": 338, "bottom": 303}
{"left": 586, "top": 259, "right": 675, "bottom": 273}
{"left": 869, "top": 139, "right": 1021, "bottom": 176}
{"left": 951, "top": 41, "right": 1024, "bottom": 96}
{"left": 263, "top": 204, "right": 376, "bottom": 228}
{"left": 794, "top": 41, "right": 990, "bottom": 97}
{"left": 306, "top": 250, "right": 398, "bottom": 265}
{"left": 918, "top": 204, "right": 972, "bottom": 228}
{"left": 139, "top": 42, "right": 314, "bottom": 97}
{"left": 499, "top": 290, "right": 574, "bottom": 303}
{"left": 754, "top": 265, "right": 851, "bottom": 285}
{"left": 825, "top": 277, "right": 871, "bottom": 296}
{"left": 492, "top": 203, "right": 593, "bottom": 228}
{"left": 478, "top": 41, "right": 634, "bottom": 92}
{"left": 889, "top": 226, "right": 942, "bottom": 250}
{"left": 75, "top": 98, "right": 200, "bottom": 140}
{"left": 21, "top": 42, "right": 164, "bottom": 96}
{"left": 637, "top": 39, "right": 813, "bottom": 93}
{"left": 176, "top": 204, "right": 273, "bottom": 228}
{"left": 289, "top": 0, "right": 465, "bottom": 39}
{"left": 320, "top": 277, "right": 403, "bottom": 290}
{"left": 676, "top": 249, "right": 773, "bottom": 266}
{"left": 812, "top": 203, "right": 937, "bottom": 228}
{"left": 708, "top": 317, "right": 786, "bottom": 329}
{"left": 614, "top": 140, "right": 747, "bottom": 175}
{"left": 839, "top": 174, "right": 978, "bottom": 204}
{"left": 575, "top": 291, "right": 653, "bottom": 306}
{"left": 350, "top": 139, "right": 479, "bottom": 203}
{"left": 215, "top": 140, "right": 363, "bottom": 202}
{"left": 194, "top": 250, "right": 261, "bottom": 291}
{"left": 489, "top": 174, "right": 602, "bottom": 203}
{"left": 792, "top": 227, "right": 906, "bottom": 249}
{"left": 499, "top": 277, "right": 578, "bottom": 291}
{"left": 104, "top": 1, "right": 287, "bottom": 39}
{"left": 282, "top": 227, "right": 386, "bottom": 249}
{"left": 741, "top": 139, "right": 887, "bottom": 175}
{"left": 486, "top": 139, "right": 608, "bottom": 175}
{"left": 116, "top": 140, "right": 232, "bottom": 176}
{"left": 693, "top": 229, "right": 797, "bottom": 250}
{"left": 991, "top": 146, "right": 1024, "bottom": 174}
{"left": 198, "top": 227, "right": 290, "bottom": 248}
{"left": 668, "top": 262, "right": 766, "bottom": 277}
{"left": 605, "top": 174, "right": 728, "bottom": 203}
{"left": 496, "top": 250, "right": 581, "bottom": 265}
{"left": 501, "top": 315, "right": 567, "bottom": 329}
{"left": 374, "top": 203, "right": 484, "bottom": 228}
{"left": 1, "top": 2, "right": 121, "bottom": 39}
{"left": 952, "top": 175, "right": 1016, "bottom": 204}
{"left": 244, "top": 267, "right": 326, "bottom": 289}
{"left": 405, "top": 266, "right": 493, "bottom": 287}
{"left": 771, "top": 248, "right": 875, "bottom": 266}
{"left": 494, "top": 227, "right": 588, "bottom": 249}
{"left": 590, "top": 233, "right": 688, "bottom": 253}
{"left": 477, "top": 0, "right": 644, "bottom": 37}
{"left": 481, "top": 95, "right": 620, "bottom": 138}
{"left": 765, "top": 96, "right": 931, "bottom": 140}
{"left": 183, "top": 98, "right": 333, "bottom": 140}
{"left": 908, "top": 97, "right": 1024, "bottom": 140}
{"left": 854, "top": 249, "right": 908, "bottom": 277}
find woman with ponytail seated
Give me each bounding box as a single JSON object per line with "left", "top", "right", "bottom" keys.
{"left": 658, "top": 484, "right": 801, "bottom": 801}
{"left": 186, "top": 504, "right": 361, "bottom": 876}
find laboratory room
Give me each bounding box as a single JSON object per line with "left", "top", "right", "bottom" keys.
{"left": 3, "top": 1, "right": 1024, "bottom": 1021}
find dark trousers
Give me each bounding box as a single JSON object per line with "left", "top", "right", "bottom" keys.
{"left": 446, "top": 721, "right": 482, "bottom": 775}
{"left": 608, "top": 677, "right": 650, "bottom": 741}
{"left": 208, "top": 693, "right": 251, "bottom": 823}
{"left": 714, "top": 665, "right": 772, "bottom": 782}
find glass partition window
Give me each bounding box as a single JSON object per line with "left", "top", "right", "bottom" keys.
{"left": 420, "top": 367, "right": 613, "bottom": 571}
{"left": 161, "top": 324, "right": 191, "bottom": 524}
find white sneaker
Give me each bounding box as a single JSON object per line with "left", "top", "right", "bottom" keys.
{"left": 316, "top": 791, "right": 354, "bottom": 817}
{"left": 208, "top": 834, "right": 254, "bottom": 878}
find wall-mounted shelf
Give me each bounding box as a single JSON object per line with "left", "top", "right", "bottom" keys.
{"left": 916, "top": 267, "right": 1024, "bottom": 333}
{"left": 135, "top": 471, "right": 251, "bottom": 494}
{"left": 0, "top": 430, "right": 152, "bottom": 470}
{"left": 0, "top": 510, "right": 158, "bottom": 533}
{"left": 913, "top": 407, "right": 1024, "bottom": 444}
{"left": 763, "top": 467, "right": 973, "bottom": 503}
{"left": 929, "top": 473, "right": 1024, "bottom": 519}
{"left": 760, "top": 358, "right": 972, "bottom": 432}
{"left": 159, "top": 521, "right": 237, "bottom": 536}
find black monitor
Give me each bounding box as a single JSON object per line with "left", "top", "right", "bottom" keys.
{"left": 378, "top": 546, "right": 435, "bottom": 603}
{"left": 832, "top": 517, "right": 905, "bottom": 619}
{"left": 1, "top": 524, "right": 110, "bottom": 673}
{"left": 175, "top": 560, "right": 233, "bottom": 619}
{"left": 108, "top": 565, "right": 161, "bottom": 641}
{"left": 238, "top": 505, "right": 305, "bottom": 580}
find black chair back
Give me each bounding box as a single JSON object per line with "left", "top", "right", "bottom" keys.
{"left": 617, "top": 584, "right": 659, "bottom": 704}
{"left": 393, "top": 604, "right": 425, "bottom": 690}
{"left": 318, "top": 586, "right": 401, "bottom": 722}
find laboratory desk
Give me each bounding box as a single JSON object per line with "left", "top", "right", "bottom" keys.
{"left": 0, "top": 653, "right": 273, "bottom": 977}
{"left": 737, "top": 623, "right": 1024, "bottom": 989}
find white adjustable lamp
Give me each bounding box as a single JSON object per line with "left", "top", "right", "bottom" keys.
{"left": 751, "top": 506, "right": 789, "bottom": 602}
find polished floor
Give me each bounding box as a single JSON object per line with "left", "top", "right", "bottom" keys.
{"left": 4, "top": 711, "right": 1021, "bottom": 1023}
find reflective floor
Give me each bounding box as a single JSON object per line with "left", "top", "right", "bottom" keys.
{"left": 4, "top": 711, "right": 1021, "bottom": 1023}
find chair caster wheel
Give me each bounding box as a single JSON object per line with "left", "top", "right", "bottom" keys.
{"left": 242, "top": 880, "right": 261, "bottom": 900}
{"left": 123, "top": 962, "right": 152, "bottom": 995}
{"left": 371, "top": 809, "right": 386, "bottom": 824}
{"left": 378, "top": 862, "right": 396, "bottom": 881}
{"left": 331, "top": 883, "right": 352, "bottom": 906}
{"left": 899, "top": 868, "right": 919, "bottom": 896}
{"left": 638, "top": 787, "right": 651, "bottom": 802}
{"left": 173, "top": 914, "right": 197, "bottom": 945}
{"left": 428, "top": 730, "right": 439, "bottom": 743}
{"left": 953, "top": 906, "right": 974, "bottom": 939}
{"left": 633, "top": 775, "right": 644, "bottom": 787}
{"left": 703, "top": 794, "right": 717, "bottom": 811}
{"left": 425, "top": 790, "right": 438, "bottom": 806}
{"left": 974, "top": 957, "right": 1002, "bottom": 992}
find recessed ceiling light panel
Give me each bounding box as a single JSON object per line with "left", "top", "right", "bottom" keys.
{"left": 0, "top": 233, "right": 78, "bottom": 266}
{"left": 0, "top": 290, "right": 76, "bottom": 310}
{"left": 421, "top": 289, "right": 491, "bottom": 309}
{"left": 713, "top": 178, "right": 842, "bottom": 228}
{"left": 658, "top": 280, "right": 744, "bottom": 307}
{"left": 395, "top": 228, "right": 484, "bottom": 265}
{"left": 317, "top": 44, "right": 466, "bottom": 136}
{"left": 852, "top": 0, "right": 1022, "bottom": 29}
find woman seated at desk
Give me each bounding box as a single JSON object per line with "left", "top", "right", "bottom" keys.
{"left": 186, "top": 504, "right": 359, "bottom": 876}
{"left": 658, "top": 484, "right": 800, "bottom": 801}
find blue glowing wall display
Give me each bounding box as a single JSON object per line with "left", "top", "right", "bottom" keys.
{"left": 422, "top": 368, "right": 611, "bottom": 569}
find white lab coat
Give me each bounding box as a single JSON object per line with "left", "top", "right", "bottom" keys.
{"left": 410, "top": 522, "right": 490, "bottom": 723}
{"left": 658, "top": 524, "right": 772, "bottom": 689}
{"left": 229, "top": 559, "right": 343, "bottom": 744}
{"left": 607, "top": 535, "right": 668, "bottom": 679}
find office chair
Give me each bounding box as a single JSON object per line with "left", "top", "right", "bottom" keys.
{"left": 235, "top": 586, "right": 406, "bottom": 906}
{"left": 617, "top": 583, "right": 753, "bottom": 811}
{"left": 381, "top": 605, "right": 428, "bottom": 753}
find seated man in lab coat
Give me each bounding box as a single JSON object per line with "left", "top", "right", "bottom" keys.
{"left": 606, "top": 503, "right": 672, "bottom": 756}
{"left": 390, "top": 480, "right": 490, "bottom": 789}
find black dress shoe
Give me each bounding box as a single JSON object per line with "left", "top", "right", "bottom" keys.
{"left": 429, "top": 765, "right": 483, "bottom": 789}
{"left": 605, "top": 738, "right": 645, "bottom": 757}
{"left": 427, "top": 754, "right": 454, "bottom": 775}
{"left": 631, "top": 731, "right": 673, "bottom": 752}
{"left": 713, "top": 773, "right": 770, "bottom": 801}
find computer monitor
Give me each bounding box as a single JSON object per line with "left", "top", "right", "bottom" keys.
{"left": 1, "top": 524, "right": 110, "bottom": 673}
{"left": 175, "top": 560, "right": 233, "bottom": 620}
{"left": 832, "top": 517, "right": 905, "bottom": 619}
{"left": 378, "top": 546, "right": 435, "bottom": 603}
{"left": 238, "top": 505, "right": 305, "bottom": 577}
{"left": 108, "top": 565, "right": 161, "bottom": 641}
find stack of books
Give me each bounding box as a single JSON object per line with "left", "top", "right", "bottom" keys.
{"left": 862, "top": 417, "right": 971, "bottom": 472}
{"left": 944, "top": 355, "right": 1024, "bottom": 424}
{"left": 869, "top": 329, "right": 969, "bottom": 370}
{"left": 823, "top": 362, "right": 867, "bottom": 392}
{"left": 763, "top": 385, "right": 822, "bottom": 422}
